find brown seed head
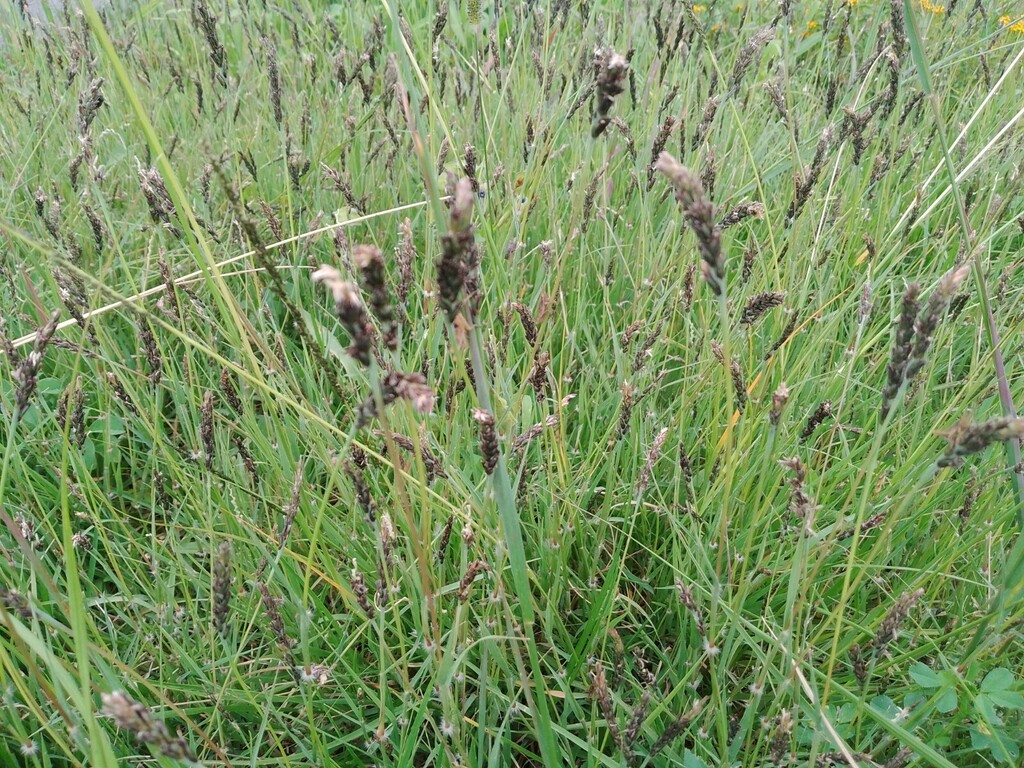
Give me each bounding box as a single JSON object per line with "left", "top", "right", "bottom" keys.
{"left": 101, "top": 691, "right": 196, "bottom": 761}
{"left": 591, "top": 50, "right": 629, "bottom": 138}
{"left": 457, "top": 560, "right": 489, "bottom": 602}
{"left": 473, "top": 408, "right": 499, "bottom": 474}
{"left": 741, "top": 291, "right": 784, "bottom": 326}
{"left": 938, "top": 417, "right": 1024, "bottom": 468}
{"left": 769, "top": 382, "right": 790, "bottom": 426}
{"left": 213, "top": 540, "right": 231, "bottom": 636}
{"left": 654, "top": 152, "right": 724, "bottom": 296}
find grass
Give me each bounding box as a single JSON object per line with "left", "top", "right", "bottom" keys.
{"left": 1, "top": 0, "right": 1024, "bottom": 765}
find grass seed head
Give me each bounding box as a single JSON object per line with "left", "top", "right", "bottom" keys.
{"left": 312, "top": 266, "right": 375, "bottom": 366}
{"left": 770, "top": 382, "right": 790, "bottom": 426}
{"left": 354, "top": 244, "right": 398, "bottom": 350}
{"left": 588, "top": 662, "right": 623, "bottom": 752}
{"left": 905, "top": 265, "right": 970, "bottom": 382}
{"left": 769, "top": 709, "right": 794, "bottom": 766}
{"left": 213, "top": 540, "right": 231, "bottom": 637}
{"left": 529, "top": 351, "right": 550, "bottom": 401}
{"left": 938, "top": 417, "right": 1024, "bottom": 468}
{"left": 728, "top": 26, "right": 775, "bottom": 95}
{"left": 462, "top": 143, "right": 480, "bottom": 193}
{"left": 648, "top": 115, "right": 677, "bottom": 189}
{"left": 219, "top": 369, "right": 242, "bottom": 414}
{"left": 881, "top": 283, "right": 921, "bottom": 418}
{"left": 649, "top": 698, "right": 705, "bottom": 758}
{"left": 395, "top": 218, "right": 415, "bottom": 307}
{"left": 13, "top": 311, "right": 60, "bottom": 418}
{"left": 719, "top": 200, "right": 766, "bottom": 229}
{"left": 77, "top": 77, "right": 105, "bottom": 135}
{"left": 350, "top": 561, "right": 375, "bottom": 619}
{"left": 591, "top": 49, "right": 629, "bottom": 138}
{"left": 871, "top": 588, "right": 924, "bottom": 654}
{"left": 655, "top": 152, "right": 725, "bottom": 296}
{"left": 473, "top": 408, "right": 499, "bottom": 475}
{"left": 437, "top": 178, "right": 479, "bottom": 322}
{"left": 200, "top": 390, "right": 215, "bottom": 469}
{"left": 741, "top": 291, "right": 784, "bottom": 326}
{"left": 457, "top": 560, "right": 489, "bottom": 602}
{"left": 800, "top": 400, "right": 833, "bottom": 442}
{"left": 622, "top": 689, "right": 652, "bottom": 760}
{"left": 264, "top": 38, "right": 282, "bottom": 126}
{"left": 101, "top": 691, "right": 196, "bottom": 762}
{"left": 355, "top": 371, "right": 435, "bottom": 428}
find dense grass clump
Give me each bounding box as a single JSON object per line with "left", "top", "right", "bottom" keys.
{"left": 2, "top": 1, "right": 1024, "bottom": 765}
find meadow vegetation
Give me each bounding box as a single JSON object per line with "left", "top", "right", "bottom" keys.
{"left": 1, "top": 0, "right": 1024, "bottom": 765}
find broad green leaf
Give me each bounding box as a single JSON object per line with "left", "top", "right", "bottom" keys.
{"left": 970, "top": 724, "right": 1019, "bottom": 764}
{"left": 974, "top": 695, "right": 1003, "bottom": 727}
{"left": 910, "top": 662, "right": 942, "bottom": 688}
{"left": 934, "top": 688, "right": 958, "bottom": 714}
{"left": 981, "top": 668, "right": 1016, "bottom": 694}
{"left": 870, "top": 695, "right": 900, "bottom": 721}
{"left": 986, "top": 689, "right": 1024, "bottom": 710}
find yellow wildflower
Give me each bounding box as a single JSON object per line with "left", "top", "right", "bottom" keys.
{"left": 920, "top": 0, "right": 945, "bottom": 14}
{"left": 999, "top": 15, "right": 1024, "bottom": 33}
{"left": 693, "top": 4, "right": 707, "bottom": 11}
